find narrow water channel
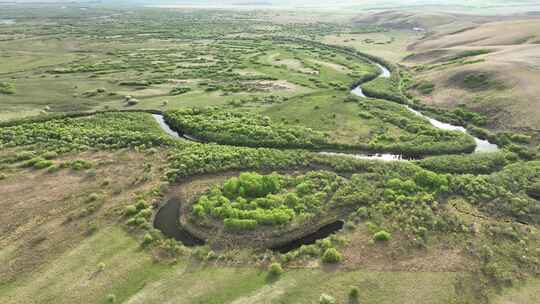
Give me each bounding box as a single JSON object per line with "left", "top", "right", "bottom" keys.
{"left": 271, "top": 220, "right": 345, "bottom": 253}
{"left": 151, "top": 59, "right": 499, "bottom": 249}
{"left": 153, "top": 198, "right": 205, "bottom": 246}
{"left": 153, "top": 63, "right": 498, "bottom": 158}
{"left": 352, "top": 63, "right": 498, "bottom": 154}
{"left": 152, "top": 114, "right": 181, "bottom": 139}
{"left": 153, "top": 114, "right": 203, "bottom": 142}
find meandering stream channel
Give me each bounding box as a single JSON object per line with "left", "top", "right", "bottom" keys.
{"left": 152, "top": 61, "right": 499, "bottom": 251}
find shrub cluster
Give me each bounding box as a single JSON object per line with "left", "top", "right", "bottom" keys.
{"left": 0, "top": 112, "right": 172, "bottom": 153}
{"left": 449, "top": 161, "right": 540, "bottom": 224}
{"left": 170, "top": 86, "right": 191, "bottom": 95}
{"left": 355, "top": 99, "right": 477, "bottom": 156}
{"left": 268, "top": 262, "right": 284, "bottom": 277}
{"left": 360, "top": 76, "right": 407, "bottom": 103}
{"left": 0, "top": 82, "right": 15, "bottom": 95}
{"left": 125, "top": 199, "right": 153, "bottom": 229}
{"left": 164, "top": 108, "right": 330, "bottom": 150}
{"left": 164, "top": 105, "right": 477, "bottom": 157}
{"left": 321, "top": 248, "right": 342, "bottom": 263}
{"left": 416, "top": 152, "right": 509, "bottom": 174}
{"left": 191, "top": 171, "right": 344, "bottom": 231}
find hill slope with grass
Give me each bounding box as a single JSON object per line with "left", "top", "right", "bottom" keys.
{"left": 404, "top": 19, "right": 540, "bottom": 135}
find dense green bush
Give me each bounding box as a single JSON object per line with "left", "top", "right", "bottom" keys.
{"left": 125, "top": 205, "right": 138, "bottom": 216}
{"left": 268, "top": 262, "right": 284, "bottom": 277}
{"left": 410, "top": 103, "right": 487, "bottom": 127}
{"left": 168, "top": 144, "right": 310, "bottom": 181}
{"left": 414, "top": 81, "right": 435, "bottom": 95}
{"left": 66, "top": 160, "right": 93, "bottom": 171}
{"left": 373, "top": 230, "right": 391, "bottom": 242}
{"left": 355, "top": 99, "right": 477, "bottom": 156}
{"left": 349, "top": 287, "right": 360, "bottom": 301}
{"left": 0, "top": 112, "right": 172, "bottom": 153}
{"left": 164, "top": 108, "right": 330, "bottom": 150}
{"left": 20, "top": 157, "right": 54, "bottom": 169}
{"left": 142, "top": 233, "right": 154, "bottom": 246}
{"left": 321, "top": 248, "right": 342, "bottom": 263}
{"left": 468, "top": 126, "right": 533, "bottom": 150}
{"left": 527, "top": 182, "right": 540, "bottom": 199}
{"left": 417, "top": 152, "right": 509, "bottom": 174}
{"left": 463, "top": 73, "right": 491, "bottom": 89}
{"left": 450, "top": 161, "right": 540, "bottom": 224}
{"left": 223, "top": 218, "right": 258, "bottom": 231}
{"left": 165, "top": 105, "right": 476, "bottom": 157}
{"left": 191, "top": 171, "right": 344, "bottom": 230}
{"left": 361, "top": 74, "right": 407, "bottom": 103}
{"left": 0, "top": 82, "right": 15, "bottom": 95}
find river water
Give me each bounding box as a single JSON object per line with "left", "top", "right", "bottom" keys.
{"left": 153, "top": 61, "right": 498, "bottom": 160}
{"left": 151, "top": 60, "right": 499, "bottom": 248}
{"left": 350, "top": 63, "right": 498, "bottom": 154}
{"left": 152, "top": 114, "right": 181, "bottom": 139}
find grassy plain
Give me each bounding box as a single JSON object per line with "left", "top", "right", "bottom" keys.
{"left": 1, "top": 226, "right": 467, "bottom": 304}
{"left": 1, "top": 4, "right": 540, "bottom": 304}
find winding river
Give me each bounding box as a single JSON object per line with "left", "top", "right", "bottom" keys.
{"left": 152, "top": 60, "right": 499, "bottom": 250}
{"left": 349, "top": 63, "right": 498, "bottom": 155}
{"left": 153, "top": 62, "right": 498, "bottom": 161}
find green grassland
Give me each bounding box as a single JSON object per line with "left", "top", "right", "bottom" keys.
{"left": 1, "top": 111, "right": 538, "bottom": 304}
{"left": 1, "top": 5, "right": 539, "bottom": 304}
{"left": 322, "top": 30, "right": 418, "bottom": 62}
{"left": 0, "top": 226, "right": 464, "bottom": 304}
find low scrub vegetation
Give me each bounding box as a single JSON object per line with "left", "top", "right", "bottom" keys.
{"left": 373, "top": 230, "right": 391, "bottom": 242}
{"left": 169, "top": 86, "right": 191, "bottom": 96}
{"left": 0, "top": 112, "right": 172, "bottom": 153}
{"left": 1, "top": 7, "right": 539, "bottom": 303}
{"left": 191, "top": 171, "right": 344, "bottom": 230}
{"left": 360, "top": 74, "right": 407, "bottom": 103}
{"left": 164, "top": 106, "right": 477, "bottom": 157}
{"left": 321, "top": 248, "right": 342, "bottom": 263}
{"left": 416, "top": 152, "right": 510, "bottom": 174}
{"left": 267, "top": 262, "right": 284, "bottom": 277}
{"left": 449, "top": 71, "right": 503, "bottom": 91}
{"left": 0, "top": 82, "right": 15, "bottom": 95}
{"left": 414, "top": 81, "right": 435, "bottom": 95}
{"left": 164, "top": 108, "right": 329, "bottom": 150}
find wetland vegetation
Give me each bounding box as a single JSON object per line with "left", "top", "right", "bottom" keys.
{"left": 0, "top": 3, "right": 539, "bottom": 304}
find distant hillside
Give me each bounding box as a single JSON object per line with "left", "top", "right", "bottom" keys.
{"left": 403, "top": 17, "right": 540, "bottom": 134}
